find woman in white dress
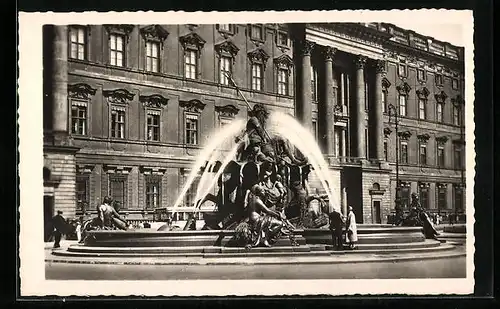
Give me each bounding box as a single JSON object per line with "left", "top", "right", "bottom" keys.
{"left": 346, "top": 206, "right": 358, "bottom": 249}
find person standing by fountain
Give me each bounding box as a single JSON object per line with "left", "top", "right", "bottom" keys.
{"left": 346, "top": 206, "right": 358, "bottom": 250}
{"left": 329, "top": 210, "right": 345, "bottom": 251}
{"left": 51, "top": 210, "right": 68, "bottom": 249}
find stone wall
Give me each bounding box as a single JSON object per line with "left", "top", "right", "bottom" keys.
{"left": 45, "top": 151, "right": 77, "bottom": 218}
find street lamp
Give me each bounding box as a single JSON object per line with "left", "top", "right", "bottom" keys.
{"left": 387, "top": 103, "right": 401, "bottom": 213}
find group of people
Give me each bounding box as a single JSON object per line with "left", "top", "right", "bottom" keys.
{"left": 328, "top": 206, "right": 358, "bottom": 250}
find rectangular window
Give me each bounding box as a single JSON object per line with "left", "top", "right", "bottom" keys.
{"left": 251, "top": 63, "right": 263, "bottom": 91}
{"left": 384, "top": 140, "right": 388, "bottom": 161}
{"left": 219, "top": 56, "right": 232, "bottom": 85}
{"left": 145, "top": 178, "right": 161, "bottom": 209}
{"left": 398, "top": 95, "right": 407, "bottom": 117}
{"left": 453, "top": 105, "right": 460, "bottom": 126}
{"left": 184, "top": 176, "right": 200, "bottom": 207}
{"left": 437, "top": 103, "right": 444, "bottom": 122}
{"left": 382, "top": 91, "right": 388, "bottom": 113}
{"left": 311, "top": 66, "right": 317, "bottom": 101}
{"left": 454, "top": 186, "right": 463, "bottom": 211}
{"left": 312, "top": 120, "right": 318, "bottom": 140}
{"left": 184, "top": 49, "right": 197, "bottom": 79}
{"left": 452, "top": 78, "right": 459, "bottom": 89}
{"left": 417, "top": 68, "right": 426, "bottom": 81}
{"left": 109, "top": 34, "right": 125, "bottom": 67}
{"left": 111, "top": 109, "right": 125, "bottom": 139}
{"left": 419, "top": 186, "right": 429, "bottom": 209}
{"left": 146, "top": 112, "right": 160, "bottom": 141}
{"left": 109, "top": 176, "right": 126, "bottom": 209}
{"left": 437, "top": 185, "right": 447, "bottom": 211}
{"left": 278, "top": 68, "right": 289, "bottom": 95}
{"left": 217, "top": 24, "right": 233, "bottom": 33}
{"left": 454, "top": 146, "right": 463, "bottom": 169}
{"left": 250, "top": 24, "right": 263, "bottom": 40}
{"left": 418, "top": 98, "right": 426, "bottom": 119}
{"left": 435, "top": 73, "right": 443, "bottom": 85}
{"left": 277, "top": 31, "right": 289, "bottom": 46}
{"left": 185, "top": 115, "right": 198, "bottom": 145}
{"left": 419, "top": 144, "right": 427, "bottom": 165}
{"left": 437, "top": 145, "right": 445, "bottom": 167}
{"left": 76, "top": 175, "right": 89, "bottom": 210}
{"left": 398, "top": 63, "right": 407, "bottom": 76}
{"left": 70, "top": 27, "right": 86, "bottom": 60}
{"left": 400, "top": 141, "right": 408, "bottom": 164}
{"left": 71, "top": 102, "right": 87, "bottom": 135}
{"left": 146, "top": 41, "right": 160, "bottom": 72}
{"left": 400, "top": 186, "right": 410, "bottom": 208}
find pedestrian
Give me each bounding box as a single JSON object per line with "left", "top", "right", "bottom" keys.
{"left": 328, "top": 210, "right": 345, "bottom": 250}
{"left": 75, "top": 221, "right": 82, "bottom": 243}
{"left": 52, "top": 210, "right": 67, "bottom": 249}
{"left": 346, "top": 206, "right": 358, "bottom": 250}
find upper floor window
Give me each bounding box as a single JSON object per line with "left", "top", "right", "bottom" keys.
{"left": 419, "top": 144, "right": 427, "bottom": 165}
{"left": 417, "top": 68, "right": 426, "bottom": 81}
{"left": 398, "top": 94, "right": 407, "bottom": 117}
{"left": 185, "top": 114, "right": 199, "bottom": 145}
{"left": 250, "top": 24, "right": 264, "bottom": 41}
{"left": 109, "top": 34, "right": 125, "bottom": 67}
{"left": 251, "top": 63, "right": 263, "bottom": 91}
{"left": 69, "top": 26, "right": 87, "bottom": 60}
{"left": 453, "top": 105, "right": 461, "bottom": 126}
{"left": 418, "top": 98, "right": 426, "bottom": 120}
{"left": 146, "top": 111, "right": 160, "bottom": 141}
{"left": 437, "top": 145, "right": 445, "bottom": 167}
{"left": 382, "top": 90, "right": 388, "bottom": 113}
{"left": 217, "top": 24, "right": 234, "bottom": 33}
{"left": 71, "top": 101, "right": 88, "bottom": 135}
{"left": 184, "top": 49, "right": 198, "bottom": 79}
{"left": 277, "top": 68, "right": 289, "bottom": 95}
{"left": 400, "top": 141, "right": 408, "bottom": 164}
{"left": 110, "top": 108, "right": 126, "bottom": 139}
{"left": 276, "top": 30, "right": 289, "bottom": 47}
{"left": 436, "top": 102, "right": 444, "bottom": 123}
{"left": 398, "top": 63, "right": 407, "bottom": 77}
{"left": 219, "top": 56, "right": 232, "bottom": 86}
{"left": 311, "top": 66, "right": 318, "bottom": 101}
{"left": 452, "top": 78, "right": 459, "bottom": 89}
{"left": 435, "top": 73, "right": 443, "bottom": 86}
{"left": 146, "top": 41, "right": 160, "bottom": 72}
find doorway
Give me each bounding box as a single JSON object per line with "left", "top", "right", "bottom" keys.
{"left": 44, "top": 196, "right": 54, "bottom": 242}
{"left": 373, "top": 200, "right": 381, "bottom": 224}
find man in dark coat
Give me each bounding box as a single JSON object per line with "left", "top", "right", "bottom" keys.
{"left": 52, "top": 210, "right": 67, "bottom": 248}
{"left": 329, "top": 210, "right": 345, "bottom": 250}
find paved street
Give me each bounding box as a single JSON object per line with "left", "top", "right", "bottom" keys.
{"left": 46, "top": 254, "right": 466, "bottom": 280}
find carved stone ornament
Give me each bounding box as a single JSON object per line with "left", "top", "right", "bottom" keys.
{"left": 300, "top": 40, "right": 315, "bottom": 56}
{"left": 215, "top": 104, "right": 240, "bottom": 117}
{"left": 417, "top": 133, "right": 431, "bottom": 142}
{"left": 103, "top": 89, "right": 135, "bottom": 104}
{"left": 396, "top": 82, "right": 412, "bottom": 95}
{"left": 247, "top": 48, "right": 270, "bottom": 67}
{"left": 436, "top": 135, "right": 449, "bottom": 144}
{"left": 273, "top": 53, "right": 293, "bottom": 70}
{"left": 68, "top": 83, "right": 97, "bottom": 100}
{"left": 383, "top": 127, "right": 392, "bottom": 137}
{"left": 215, "top": 40, "right": 240, "bottom": 58}
{"left": 354, "top": 55, "right": 367, "bottom": 69}
{"left": 322, "top": 46, "right": 337, "bottom": 61}
{"left": 416, "top": 87, "right": 430, "bottom": 99}
{"left": 179, "top": 32, "right": 206, "bottom": 52}
{"left": 398, "top": 130, "right": 412, "bottom": 140}
{"left": 451, "top": 95, "right": 464, "bottom": 106}
{"left": 382, "top": 77, "right": 392, "bottom": 89}
{"left": 375, "top": 59, "right": 386, "bottom": 73}
{"left": 139, "top": 94, "right": 169, "bottom": 108}
{"left": 435, "top": 90, "right": 448, "bottom": 103}
{"left": 140, "top": 25, "right": 169, "bottom": 43}
{"left": 419, "top": 182, "right": 431, "bottom": 188}
{"left": 180, "top": 99, "right": 206, "bottom": 113}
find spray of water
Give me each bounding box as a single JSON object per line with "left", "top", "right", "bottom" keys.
{"left": 269, "top": 112, "right": 340, "bottom": 212}
{"left": 170, "top": 119, "right": 245, "bottom": 211}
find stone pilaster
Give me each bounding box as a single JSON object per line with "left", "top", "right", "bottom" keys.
{"left": 298, "top": 40, "right": 315, "bottom": 131}
{"left": 374, "top": 60, "right": 386, "bottom": 160}
{"left": 354, "top": 55, "right": 367, "bottom": 158}
{"left": 51, "top": 26, "right": 69, "bottom": 144}
{"left": 321, "top": 46, "right": 338, "bottom": 158}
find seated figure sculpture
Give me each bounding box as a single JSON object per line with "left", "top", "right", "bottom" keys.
{"left": 98, "top": 196, "right": 128, "bottom": 230}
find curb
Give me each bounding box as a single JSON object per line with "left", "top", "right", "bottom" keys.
{"left": 45, "top": 251, "right": 466, "bottom": 266}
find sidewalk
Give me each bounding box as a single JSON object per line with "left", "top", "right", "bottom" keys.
{"left": 45, "top": 239, "right": 79, "bottom": 250}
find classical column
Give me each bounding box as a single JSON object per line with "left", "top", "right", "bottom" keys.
{"left": 374, "top": 60, "right": 386, "bottom": 160}
{"left": 354, "top": 55, "right": 367, "bottom": 158}
{"left": 322, "top": 46, "right": 338, "bottom": 157}
{"left": 51, "top": 25, "right": 69, "bottom": 143}
{"left": 298, "top": 40, "right": 315, "bottom": 131}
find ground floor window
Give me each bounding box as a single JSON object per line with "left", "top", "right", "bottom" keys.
{"left": 109, "top": 175, "right": 127, "bottom": 209}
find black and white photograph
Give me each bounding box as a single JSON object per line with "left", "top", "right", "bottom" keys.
{"left": 18, "top": 10, "right": 475, "bottom": 296}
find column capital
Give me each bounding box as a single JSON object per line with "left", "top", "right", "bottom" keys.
{"left": 354, "top": 55, "right": 367, "bottom": 69}
{"left": 375, "top": 59, "right": 386, "bottom": 74}
{"left": 300, "top": 40, "right": 316, "bottom": 56}
{"left": 322, "top": 46, "right": 338, "bottom": 62}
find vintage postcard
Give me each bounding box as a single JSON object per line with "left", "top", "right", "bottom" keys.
{"left": 18, "top": 10, "right": 475, "bottom": 296}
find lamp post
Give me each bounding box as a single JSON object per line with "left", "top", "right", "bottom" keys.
{"left": 387, "top": 103, "right": 400, "bottom": 213}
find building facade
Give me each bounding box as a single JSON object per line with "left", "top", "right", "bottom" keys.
{"left": 42, "top": 23, "right": 466, "bottom": 233}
